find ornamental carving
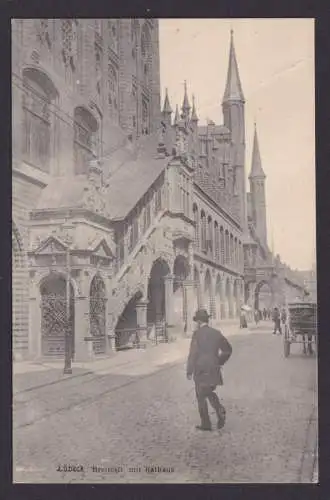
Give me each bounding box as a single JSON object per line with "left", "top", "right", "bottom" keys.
{"left": 50, "top": 227, "right": 74, "bottom": 246}
{"left": 36, "top": 19, "right": 52, "bottom": 48}
{"left": 61, "top": 20, "right": 78, "bottom": 71}
{"left": 173, "top": 128, "right": 187, "bottom": 158}
{"left": 82, "top": 183, "right": 111, "bottom": 218}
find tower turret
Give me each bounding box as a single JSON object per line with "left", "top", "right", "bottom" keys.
{"left": 174, "top": 104, "right": 180, "bottom": 127}
{"left": 162, "top": 88, "right": 172, "bottom": 126}
{"left": 181, "top": 80, "right": 191, "bottom": 122}
{"left": 222, "top": 29, "right": 247, "bottom": 230}
{"left": 249, "top": 123, "right": 267, "bottom": 245}
{"left": 191, "top": 94, "right": 198, "bottom": 123}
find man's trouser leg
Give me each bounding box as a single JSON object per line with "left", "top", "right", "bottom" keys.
{"left": 195, "top": 383, "right": 211, "bottom": 428}
{"left": 207, "top": 386, "right": 226, "bottom": 425}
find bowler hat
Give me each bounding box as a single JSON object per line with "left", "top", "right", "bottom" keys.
{"left": 193, "top": 308, "right": 210, "bottom": 323}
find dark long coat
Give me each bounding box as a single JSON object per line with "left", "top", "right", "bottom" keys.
{"left": 186, "top": 325, "right": 232, "bottom": 386}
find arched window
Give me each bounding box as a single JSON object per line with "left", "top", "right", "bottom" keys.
{"left": 193, "top": 204, "right": 199, "bottom": 249}
{"left": 201, "top": 211, "right": 207, "bottom": 252}
{"left": 215, "top": 222, "right": 220, "bottom": 261}
{"left": 142, "top": 96, "right": 149, "bottom": 135}
{"left": 207, "top": 216, "right": 213, "bottom": 254}
{"left": 220, "top": 226, "right": 224, "bottom": 264}
{"left": 74, "top": 107, "right": 98, "bottom": 175}
{"left": 155, "top": 186, "right": 162, "bottom": 213}
{"left": 22, "top": 68, "right": 58, "bottom": 172}
{"left": 225, "top": 230, "right": 229, "bottom": 265}
{"left": 230, "top": 234, "right": 234, "bottom": 265}
{"left": 129, "top": 215, "right": 139, "bottom": 252}
{"left": 143, "top": 202, "right": 151, "bottom": 232}
{"left": 239, "top": 240, "right": 242, "bottom": 268}
{"left": 107, "top": 61, "right": 119, "bottom": 113}
{"left": 141, "top": 23, "right": 151, "bottom": 84}
{"left": 234, "top": 237, "right": 238, "bottom": 267}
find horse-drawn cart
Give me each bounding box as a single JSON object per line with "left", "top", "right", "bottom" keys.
{"left": 284, "top": 301, "right": 317, "bottom": 358}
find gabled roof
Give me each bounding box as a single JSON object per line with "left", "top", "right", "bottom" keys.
{"left": 222, "top": 30, "right": 245, "bottom": 103}
{"left": 105, "top": 156, "right": 169, "bottom": 219}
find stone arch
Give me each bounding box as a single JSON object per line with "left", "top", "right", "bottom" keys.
{"left": 255, "top": 280, "right": 273, "bottom": 311}
{"left": 22, "top": 66, "right": 59, "bottom": 101}
{"left": 89, "top": 274, "right": 107, "bottom": 354}
{"left": 114, "top": 289, "right": 143, "bottom": 350}
{"left": 12, "top": 222, "right": 29, "bottom": 357}
{"left": 147, "top": 258, "right": 171, "bottom": 328}
{"left": 39, "top": 272, "right": 75, "bottom": 357}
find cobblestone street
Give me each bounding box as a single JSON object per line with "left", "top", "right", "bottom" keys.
{"left": 13, "top": 323, "right": 318, "bottom": 483}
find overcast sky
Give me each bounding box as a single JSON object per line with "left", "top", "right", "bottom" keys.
{"left": 158, "top": 19, "right": 315, "bottom": 271}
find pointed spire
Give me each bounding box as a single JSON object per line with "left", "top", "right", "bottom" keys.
{"left": 249, "top": 123, "right": 266, "bottom": 178}
{"left": 223, "top": 29, "right": 245, "bottom": 103}
{"left": 181, "top": 80, "right": 191, "bottom": 118}
{"left": 162, "top": 88, "right": 172, "bottom": 115}
{"left": 191, "top": 94, "right": 198, "bottom": 122}
{"left": 174, "top": 104, "right": 180, "bottom": 126}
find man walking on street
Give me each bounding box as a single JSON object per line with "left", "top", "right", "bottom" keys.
{"left": 187, "top": 309, "right": 232, "bottom": 431}
{"left": 272, "top": 307, "right": 282, "bottom": 335}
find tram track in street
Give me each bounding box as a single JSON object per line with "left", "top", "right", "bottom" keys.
{"left": 13, "top": 359, "right": 183, "bottom": 431}
{"left": 14, "top": 354, "right": 149, "bottom": 396}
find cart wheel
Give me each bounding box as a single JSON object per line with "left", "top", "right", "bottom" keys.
{"left": 284, "top": 340, "right": 290, "bottom": 358}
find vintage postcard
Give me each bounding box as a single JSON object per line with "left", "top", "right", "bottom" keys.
{"left": 12, "top": 18, "right": 317, "bottom": 483}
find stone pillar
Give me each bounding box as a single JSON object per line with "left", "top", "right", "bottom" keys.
{"left": 220, "top": 279, "right": 227, "bottom": 319}
{"left": 136, "top": 299, "right": 149, "bottom": 341}
{"left": 183, "top": 280, "right": 195, "bottom": 336}
{"left": 228, "top": 280, "right": 234, "bottom": 319}
{"left": 164, "top": 274, "right": 174, "bottom": 326}
{"left": 74, "top": 296, "right": 91, "bottom": 361}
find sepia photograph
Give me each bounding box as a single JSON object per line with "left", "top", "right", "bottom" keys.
{"left": 12, "top": 18, "right": 317, "bottom": 484}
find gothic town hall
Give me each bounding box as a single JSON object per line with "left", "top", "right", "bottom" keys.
{"left": 12, "top": 19, "right": 306, "bottom": 361}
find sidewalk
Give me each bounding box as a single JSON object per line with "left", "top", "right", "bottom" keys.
{"left": 13, "top": 321, "right": 260, "bottom": 393}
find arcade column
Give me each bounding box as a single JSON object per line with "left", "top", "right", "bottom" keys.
{"left": 183, "top": 279, "right": 195, "bottom": 336}
{"left": 136, "top": 299, "right": 149, "bottom": 341}
{"left": 75, "top": 295, "right": 91, "bottom": 361}
{"left": 164, "top": 274, "right": 174, "bottom": 326}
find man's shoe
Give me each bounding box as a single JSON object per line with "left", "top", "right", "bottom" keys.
{"left": 195, "top": 425, "right": 212, "bottom": 431}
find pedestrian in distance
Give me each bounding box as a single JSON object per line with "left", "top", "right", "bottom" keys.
{"left": 240, "top": 308, "right": 248, "bottom": 329}
{"left": 187, "top": 309, "right": 232, "bottom": 432}
{"left": 272, "top": 307, "right": 282, "bottom": 335}
{"left": 281, "top": 308, "right": 287, "bottom": 326}
{"left": 254, "top": 309, "right": 259, "bottom": 325}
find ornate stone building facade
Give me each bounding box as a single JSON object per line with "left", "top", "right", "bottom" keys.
{"left": 12, "top": 19, "right": 306, "bottom": 361}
